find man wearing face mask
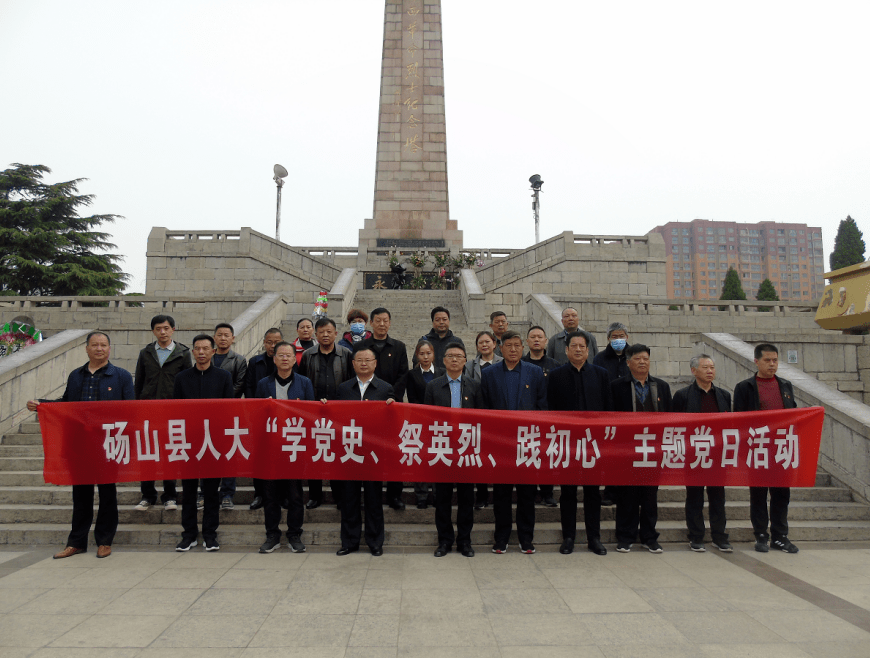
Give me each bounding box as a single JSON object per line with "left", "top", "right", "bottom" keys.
{"left": 593, "top": 322, "right": 630, "bottom": 506}
{"left": 338, "top": 309, "right": 372, "bottom": 351}
{"left": 593, "top": 323, "right": 630, "bottom": 382}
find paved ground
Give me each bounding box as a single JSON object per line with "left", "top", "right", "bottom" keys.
{"left": 1, "top": 541, "right": 869, "bottom": 657}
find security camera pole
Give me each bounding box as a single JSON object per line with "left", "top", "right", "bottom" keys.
{"left": 529, "top": 174, "right": 544, "bottom": 244}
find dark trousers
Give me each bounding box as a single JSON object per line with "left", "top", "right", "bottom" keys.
{"left": 492, "top": 483, "right": 536, "bottom": 546}
{"left": 538, "top": 484, "right": 554, "bottom": 500}
{"left": 181, "top": 478, "right": 219, "bottom": 541}
{"left": 615, "top": 485, "right": 659, "bottom": 545}
{"left": 265, "top": 479, "right": 304, "bottom": 539}
{"left": 252, "top": 478, "right": 265, "bottom": 498}
{"left": 341, "top": 481, "right": 385, "bottom": 550}
{"left": 685, "top": 486, "right": 728, "bottom": 543}
{"left": 140, "top": 480, "right": 177, "bottom": 504}
{"left": 476, "top": 483, "right": 489, "bottom": 504}
{"left": 385, "top": 481, "right": 404, "bottom": 502}
{"left": 559, "top": 484, "right": 601, "bottom": 541}
{"left": 434, "top": 482, "right": 474, "bottom": 547}
{"left": 308, "top": 479, "right": 345, "bottom": 508}
{"left": 199, "top": 478, "right": 236, "bottom": 498}
{"left": 67, "top": 483, "right": 118, "bottom": 549}
{"left": 750, "top": 486, "right": 790, "bottom": 540}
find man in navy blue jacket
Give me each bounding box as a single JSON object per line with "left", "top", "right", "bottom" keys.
{"left": 480, "top": 331, "right": 548, "bottom": 554}
{"left": 173, "top": 334, "right": 234, "bottom": 552}
{"left": 255, "top": 341, "right": 315, "bottom": 554}
{"left": 547, "top": 330, "right": 613, "bottom": 556}
{"left": 28, "top": 332, "right": 134, "bottom": 559}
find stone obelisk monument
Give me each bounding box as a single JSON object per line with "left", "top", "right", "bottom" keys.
{"left": 358, "top": 0, "right": 462, "bottom": 269}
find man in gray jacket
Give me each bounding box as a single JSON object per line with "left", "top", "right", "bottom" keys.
{"left": 546, "top": 307, "right": 599, "bottom": 364}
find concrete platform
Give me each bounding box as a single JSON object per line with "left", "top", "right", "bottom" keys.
{"left": 1, "top": 542, "right": 869, "bottom": 656}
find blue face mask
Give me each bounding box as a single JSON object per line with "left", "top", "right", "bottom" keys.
{"left": 610, "top": 338, "right": 627, "bottom": 352}
{"left": 350, "top": 322, "right": 366, "bottom": 336}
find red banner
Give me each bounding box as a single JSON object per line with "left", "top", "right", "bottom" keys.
{"left": 38, "top": 399, "right": 824, "bottom": 487}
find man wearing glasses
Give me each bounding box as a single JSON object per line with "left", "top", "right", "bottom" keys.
{"left": 424, "top": 342, "right": 482, "bottom": 557}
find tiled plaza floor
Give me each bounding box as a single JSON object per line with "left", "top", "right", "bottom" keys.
{"left": 1, "top": 542, "right": 869, "bottom": 657}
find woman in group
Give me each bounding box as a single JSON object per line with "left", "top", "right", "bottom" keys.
{"left": 293, "top": 318, "right": 315, "bottom": 366}
{"left": 395, "top": 341, "right": 445, "bottom": 509}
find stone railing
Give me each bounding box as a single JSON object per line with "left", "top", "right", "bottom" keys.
{"left": 226, "top": 293, "right": 288, "bottom": 361}
{"left": 699, "top": 332, "right": 870, "bottom": 503}
{"left": 0, "top": 330, "right": 89, "bottom": 435}
{"left": 327, "top": 268, "right": 359, "bottom": 323}
{"left": 458, "top": 268, "right": 485, "bottom": 326}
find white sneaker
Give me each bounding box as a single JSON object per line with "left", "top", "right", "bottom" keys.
{"left": 135, "top": 499, "right": 151, "bottom": 511}
{"left": 164, "top": 499, "right": 177, "bottom": 511}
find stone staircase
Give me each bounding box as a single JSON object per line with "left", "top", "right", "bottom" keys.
{"left": 3, "top": 419, "right": 870, "bottom": 548}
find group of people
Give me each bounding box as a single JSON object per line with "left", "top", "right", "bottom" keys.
{"left": 29, "top": 304, "right": 800, "bottom": 559}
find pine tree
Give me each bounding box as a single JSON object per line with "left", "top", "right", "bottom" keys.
{"left": 755, "top": 278, "right": 779, "bottom": 311}
{"left": 0, "top": 164, "right": 129, "bottom": 296}
{"left": 829, "top": 215, "right": 865, "bottom": 271}
{"left": 720, "top": 267, "right": 747, "bottom": 302}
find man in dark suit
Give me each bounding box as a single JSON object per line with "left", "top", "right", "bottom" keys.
{"left": 733, "top": 343, "right": 799, "bottom": 554}
{"left": 335, "top": 348, "right": 395, "bottom": 556}
{"left": 480, "top": 331, "right": 548, "bottom": 554}
{"left": 243, "top": 327, "right": 283, "bottom": 510}
{"left": 673, "top": 354, "right": 733, "bottom": 553}
{"left": 424, "top": 342, "right": 483, "bottom": 558}
{"left": 254, "top": 341, "right": 315, "bottom": 554}
{"left": 611, "top": 344, "right": 672, "bottom": 553}
{"left": 355, "top": 306, "right": 409, "bottom": 513}
{"left": 173, "top": 334, "right": 235, "bottom": 552}
{"left": 547, "top": 330, "right": 613, "bottom": 556}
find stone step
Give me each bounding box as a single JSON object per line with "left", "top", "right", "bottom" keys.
{"left": 0, "top": 446, "right": 43, "bottom": 457}
{"left": 0, "top": 432, "right": 43, "bottom": 446}
{"left": 0, "top": 499, "right": 866, "bottom": 525}
{"left": 3, "top": 519, "right": 870, "bottom": 547}
{"left": 0, "top": 458, "right": 44, "bottom": 471}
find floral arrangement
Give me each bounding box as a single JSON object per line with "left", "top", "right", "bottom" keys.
{"left": 0, "top": 322, "right": 42, "bottom": 359}
{"left": 409, "top": 251, "right": 428, "bottom": 269}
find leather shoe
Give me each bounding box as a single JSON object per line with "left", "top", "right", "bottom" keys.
{"left": 53, "top": 546, "right": 85, "bottom": 559}
{"left": 388, "top": 498, "right": 405, "bottom": 511}
{"left": 96, "top": 545, "right": 112, "bottom": 558}
{"left": 336, "top": 545, "right": 359, "bottom": 556}
{"left": 559, "top": 538, "right": 575, "bottom": 554}
{"left": 459, "top": 544, "right": 475, "bottom": 557}
{"left": 370, "top": 546, "right": 383, "bottom": 556}
{"left": 249, "top": 496, "right": 264, "bottom": 510}
{"left": 434, "top": 543, "right": 451, "bottom": 557}
{"left": 305, "top": 498, "right": 321, "bottom": 510}
{"left": 588, "top": 538, "right": 607, "bottom": 555}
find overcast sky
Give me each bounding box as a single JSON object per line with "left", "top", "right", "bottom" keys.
{"left": 3, "top": 1, "right": 868, "bottom": 292}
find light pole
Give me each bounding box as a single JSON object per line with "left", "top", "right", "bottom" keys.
{"left": 273, "top": 164, "right": 288, "bottom": 241}
{"left": 529, "top": 174, "right": 544, "bottom": 244}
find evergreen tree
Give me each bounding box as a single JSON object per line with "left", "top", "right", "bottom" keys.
{"left": 829, "top": 215, "right": 865, "bottom": 271}
{"left": 756, "top": 278, "right": 779, "bottom": 311}
{"left": 720, "top": 267, "right": 747, "bottom": 302}
{"left": 0, "top": 164, "right": 129, "bottom": 296}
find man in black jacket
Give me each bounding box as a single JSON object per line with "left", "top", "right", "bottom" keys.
{"left": 334, "top": 349, "right": 395, "bottom": 556}
{"left": 173, "top": 334, "right": 234, "bottom": 551}
{"left": 207, "top": 322, "right": 247, "bottom": 509}
{"left": 300, "top": 318, "right": 354, "bottom": 510}
{"left": 672, "top": 354, "right": 733, "bottom": 553}
{"left": 27, "top": 331, "right": 134, "bottom": 560}
{"left": 611, "top": 344, "right": 672, "bottom": 553}
{"left": 424, "top": 342, "right": 482, "bottom": 558}
{"left": 417, "top": 306, "right": 466, "bottom": 368}
{"left": 243, "top": 327, "right": 283, "bottom": 510}
{"left": 547, "top": 330, "right": 612, "bottom": 556}
{"left": 733, "top": 343, "right": 799, "bottom": 554}
{"left": 355, "top": 307, "right": 409, "bottom": 512}
{"left": 134, "top": 315, "right": 192, "bottom": 511}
